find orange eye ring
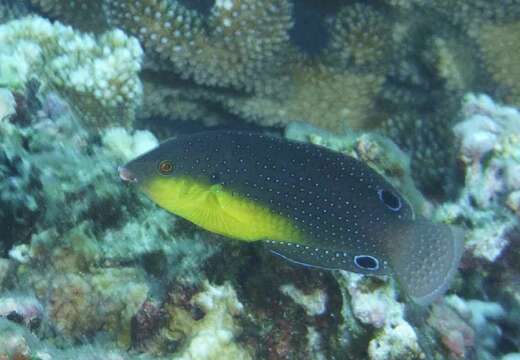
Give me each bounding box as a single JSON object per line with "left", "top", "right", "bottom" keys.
{"left": 158, "top": 160, "right": 174, "bottom": 174}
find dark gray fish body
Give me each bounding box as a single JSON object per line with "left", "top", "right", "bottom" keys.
{"left": 120, "top": 131, "right": 464, "bottom": 304}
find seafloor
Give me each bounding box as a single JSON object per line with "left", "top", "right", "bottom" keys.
{"left": 0, "top": 0, "right": 520, "bottom": 359}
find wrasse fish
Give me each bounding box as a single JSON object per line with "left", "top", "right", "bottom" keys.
{"left": 119, "top": 131, "right": 464, "bottom": 304}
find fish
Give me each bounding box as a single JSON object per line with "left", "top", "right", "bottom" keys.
{"left": 119, "top": 130, "right": 464, "bottom": 305}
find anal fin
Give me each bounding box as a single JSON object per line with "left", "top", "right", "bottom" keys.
{"left": 263, "top": 240, "right": 348, "bottom": 271}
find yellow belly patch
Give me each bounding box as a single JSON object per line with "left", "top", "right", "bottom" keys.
{"left": 140, "top": 176, "right": 305, "bottom": 243}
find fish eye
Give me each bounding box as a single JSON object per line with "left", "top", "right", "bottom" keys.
{"left": 158, "top": 160, "right": 174, "bottom": 175}
{"left": 377, "top": 189, "right": 402, "bottom": 211}
{"left": 354, "top": 255, "right": 379, "bottom": 271}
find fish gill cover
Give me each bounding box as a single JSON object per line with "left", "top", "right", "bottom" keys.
{"left": 0, "top": 0, "right": 519, "bottom": 359}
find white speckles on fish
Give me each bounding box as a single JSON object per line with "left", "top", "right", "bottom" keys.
{"left": 120, "top": 130, "right": 464, "bottom": 304}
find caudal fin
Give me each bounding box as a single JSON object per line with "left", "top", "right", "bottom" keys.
{"left": 388, "top": 219, "right": 464, "bottom": 305}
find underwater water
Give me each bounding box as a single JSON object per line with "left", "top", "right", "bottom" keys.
{"left": 1, "top": 0, "right": 520, "bottom": 359}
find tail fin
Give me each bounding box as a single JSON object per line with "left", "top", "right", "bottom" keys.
{"left": 388, "top": 218, "right": 464, "bottom": 305}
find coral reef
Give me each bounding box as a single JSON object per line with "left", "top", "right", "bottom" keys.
{"left": 21, "top": 0, "right": 520, "bottom": 194}
{"left": 2, "top": 0, "right": 520, "bottom": 359}
{"left": 0, "top": 76, "right": 218, "bottom": 350}
{"left": 103, "top": 0, "right": 293, "bottom": 93}
{"left": 336, "top": 272, "right": 423, "bottom": 360}
{"left": 138, "top": 74, "right": 228, "bottom": 126}
{"left": 327, "top": 3, "right": 392, "bottom": 69}
{"left": 429, "top": 0, "right": 520, "bottom": 28}
{"left": 0, "top": 318, "right": 132, "bottom": 360}
{"left": 0, "top": 259, "right": 13, "bottom": 290}
{"left": 0, "top": 16, "right": 143, "bottom": 129}
{"left": 0, "top": 87, "right": 15, "bottom": 121}
{"left": 166, "top": 281, "right": 252, "bottom": 360}
{"left": 29, "top": 0, "right": 108, "bottom": 32}
{"left": 0, "top": 0, "right": 29, "bottom": 24}
{"left": 474, "top": 20, "right": 520, "bottom": 107}
{"left": 219, "top": 62, "right": 385, "bottom": 132}
{"left": 427, "top": 300, "right": 475, "bottom": 358}
{"left": 0, "top": 294, "right": 43, "bottom": 331}
{"left": 280, "top": 283, "right": 327, "bottom": 316}
{"left": 445, "top": 295, "right": 505, "bottom": 358}
{"left": 436, "top": 94, "right": 520, "bottom": 261}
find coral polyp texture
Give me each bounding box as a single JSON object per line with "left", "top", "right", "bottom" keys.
{"left": 29, "top": 0, "right": 108, "bottom": 32}
{"left": 474, "top": 20, "right": 520, "bottom": 106}
{"left": 327, "top": 3, "right": 392, "bottom": 69}
{"left": 219, "top": 62, "right": 385, "bottom": 132}
{"left": 104, "top": 0, "right": 293, "bottom": 93}
{"left": 0, "top": 15, "right": 143, "bottom": 129}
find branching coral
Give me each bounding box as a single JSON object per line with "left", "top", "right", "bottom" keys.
{"left": 29, "top": 0, "right": 108, "bottom": 32}
{"left": 0, "top": 16, "right": 143, "bottom": 129}
{"left": 429, "top": 0, "right": 520, "bottom": 28}
{"left": 103, "top": 0, "right": 293, "bottom": 93}
{"left": 381, "top": 0, "right": 425, "bottom": 11}
{"left": 424, "top": 35, "right": 480, "bottom": 93}
{"left": 382, "top": 110, "right": 458, "bottom": 195}
{"left": 327, "top": 3, "right": 393, "bottom": 69}
{"left": 140, "top": 75, "right": 228, "bottom": 126}
{"left": 0, "top": 0, "right": 29, "bottom": 24}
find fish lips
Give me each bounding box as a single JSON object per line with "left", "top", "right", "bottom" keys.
{"left": 118, "top": 166, "right": 138, "bottom": 183}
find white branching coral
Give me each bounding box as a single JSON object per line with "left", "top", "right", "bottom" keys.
{"left": 0, "top": 16, "right": 143, "bottom": 129}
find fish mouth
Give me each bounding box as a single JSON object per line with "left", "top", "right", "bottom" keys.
{"left": 118, "top": 166, "right": 138, "bottom": 183}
